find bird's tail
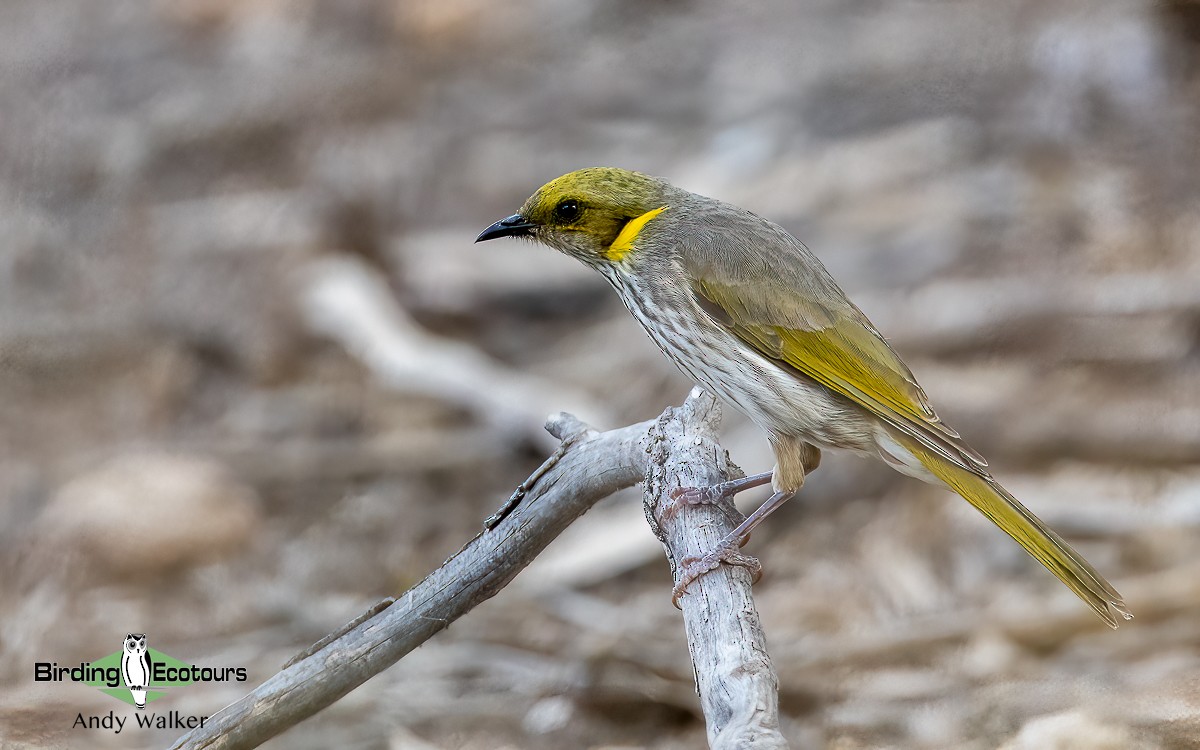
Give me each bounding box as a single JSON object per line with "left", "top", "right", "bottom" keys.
{"left": 897, "top": 435, "right": 1131, "bottom": 628}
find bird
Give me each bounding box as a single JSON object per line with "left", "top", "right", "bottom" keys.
{"left": 476, "top": 167, "right": 1130, "bottom": 627}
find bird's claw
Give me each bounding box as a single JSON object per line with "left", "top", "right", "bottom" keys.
{"left": 670, "top": 543, "right": 763, "bottom": 608}
{"left": 670, "top": 485, "right": 720, "bottom": 503}
{"left": 659, "top": 485, "right": 725, "bottom": 524}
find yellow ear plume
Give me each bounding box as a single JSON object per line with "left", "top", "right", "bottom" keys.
{"left": 606, "top": 206, "right": 668, "bottom": 262}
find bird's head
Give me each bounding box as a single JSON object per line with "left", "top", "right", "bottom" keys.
{"left": 476, "top": 167, "right": 670, "bottom": 265}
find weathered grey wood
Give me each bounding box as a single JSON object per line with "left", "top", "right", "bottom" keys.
{"left": 168, "top": 391, "right": 787, "bottom": 750}
{"left": 645, "top": 390, "right": 789, "bottom": 750}
{"left": 167, "top": 412, "right": 650, "bottom": 750}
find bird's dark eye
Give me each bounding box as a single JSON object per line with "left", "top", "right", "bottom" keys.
{"left": 554, "top": 199, "right": 582, "bottom": 224}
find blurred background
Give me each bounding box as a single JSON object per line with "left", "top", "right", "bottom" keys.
{"left": 2, "top": 0, "right": 1199, "bottom": 748}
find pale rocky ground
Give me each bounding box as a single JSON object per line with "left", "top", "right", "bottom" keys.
{"left": 1, "top": 0, "right": 1199, "bottom": 748}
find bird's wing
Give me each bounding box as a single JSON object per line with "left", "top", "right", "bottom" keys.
{"left": 679, "top": 222, "right": 986, "bottom": 473}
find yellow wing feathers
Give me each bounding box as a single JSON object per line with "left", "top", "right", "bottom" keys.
{"left": 773, "top": 324, "right": 985, "bottom": 465}
{"left": 691, "top": 278, "right": 985, "bottom": 472}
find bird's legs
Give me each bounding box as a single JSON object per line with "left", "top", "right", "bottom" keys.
{"left": 667, "top": 439, "right": 818, "bottom": 605}
{"left": 671, "top": 488, "right": 796, "bottom": 606}
{"left": 660, "top": 471, "right": 774, "bottom": 523}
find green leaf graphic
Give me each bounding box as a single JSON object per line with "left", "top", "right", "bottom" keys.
{"left": 85, "top": 648, "right": 196, "bottom": 705}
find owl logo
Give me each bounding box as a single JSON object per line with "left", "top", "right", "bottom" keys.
{"left": 120, "top": 634, "right": 153, "bottom": 710}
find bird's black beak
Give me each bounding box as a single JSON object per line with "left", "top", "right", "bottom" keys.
{"left": 476, "top": 214, "right": 536, "bottom": 242}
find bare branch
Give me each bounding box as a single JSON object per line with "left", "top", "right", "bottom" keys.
{"left": 168, "top": 415, "right": 649, "bottom": 750}
{"left": 168, "top": 391, "right": 787, "bottom": 750}
{"left": 645, "top": 389, "right": 789, "bottom": 750}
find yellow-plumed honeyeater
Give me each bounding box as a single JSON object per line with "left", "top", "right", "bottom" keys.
{"left": 477, "top": 167, "right": 1130, "bottom": 627}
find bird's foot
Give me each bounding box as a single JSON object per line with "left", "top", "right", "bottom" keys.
{"left": 659, "top": 471, "right": 774, "bottom": 524}
{"left": 660, "top": 485, "right": 723, "bottom": 523}
{"left": 671, "top": 541, "right": 763, "bottom": 607}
